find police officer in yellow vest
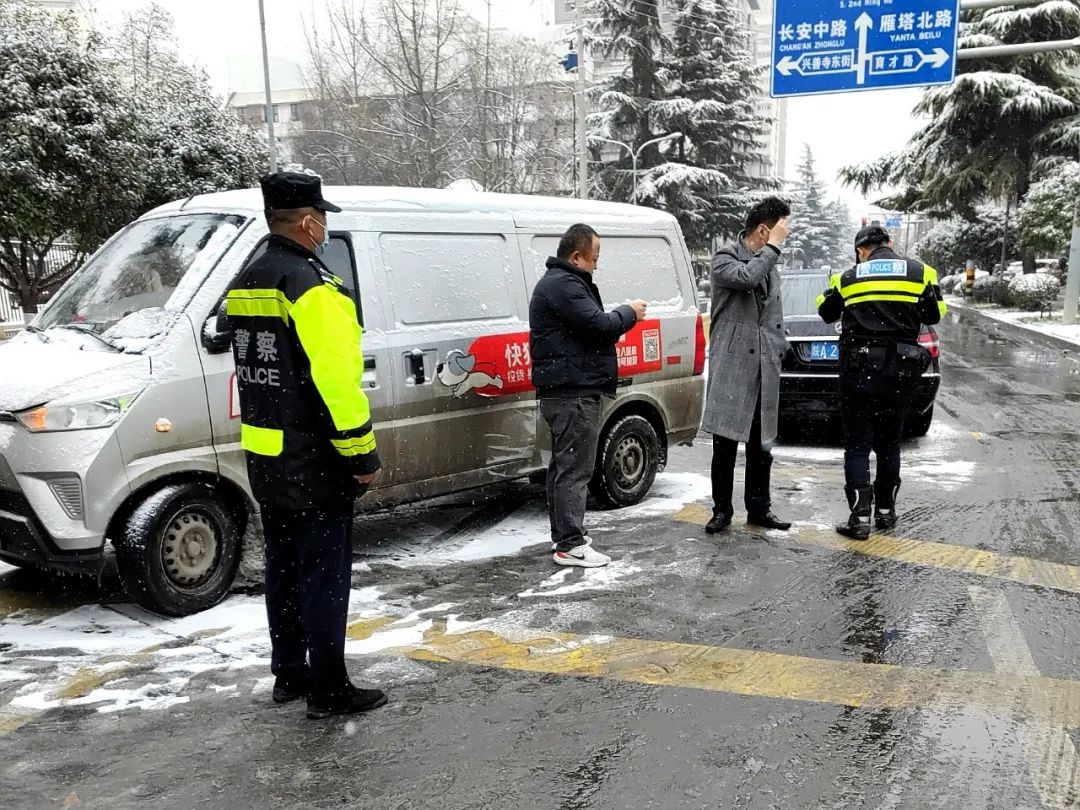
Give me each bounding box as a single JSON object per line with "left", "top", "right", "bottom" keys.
{"left": 227, "top": 172, "right": 386, "bottom": 720}
{"left": 817, "top": 225, "right": 947, "bottom": 540}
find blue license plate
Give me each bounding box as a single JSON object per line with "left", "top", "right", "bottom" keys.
{"left": 810, "top": 341, "right": 840, "bottom": 361}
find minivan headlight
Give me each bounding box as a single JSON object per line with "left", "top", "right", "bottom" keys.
{"left": 15, "top": 393, "right": 141, "bottom": 433}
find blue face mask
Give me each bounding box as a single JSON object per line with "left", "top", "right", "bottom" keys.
{"left": 304, "top": 216, "right": 330, "bottom": 256}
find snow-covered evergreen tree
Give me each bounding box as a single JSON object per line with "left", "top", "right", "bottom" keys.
{"left": 824, "top": 198, "right": 855, "bottom": 269}
{"left": 1018, "top": 160, "right": 1080, "bottom": 256}
{"left": 587, "top": 0, "right": 771, "bottom": 250}
{"left": 842, "top": 0, "right": 1080, "bottom": 273}
{"left": 111, "top": 5, "right": 267, "bottom": 213}
{"left": 786, "top": 145, "right": 835, "bottom": 268}
{"left": 916, "top": 207, "right": 1018, "bottom": 274}
{"left": 0, "top": 3, "right": 144, "bottom": 314}
{"left": 0, "top": 3, "right": 266, "bottom": 314}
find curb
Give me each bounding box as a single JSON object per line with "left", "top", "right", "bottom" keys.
{"left": 948, "top": 302, "right": 1080, "bottom": 354}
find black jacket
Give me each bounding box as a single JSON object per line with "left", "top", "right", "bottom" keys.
{"left": 528, "top": 257, "right": 636, "bottom": 398}
{"left": 226, "top": 235, "right": 381, "bottom": 510}
{"left": 818, "top": 246, "right": 946, "bottom": 342}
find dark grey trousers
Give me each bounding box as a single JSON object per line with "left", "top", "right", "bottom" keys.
{"left": 540, "top": 395, "right": 601, "bottom": 552}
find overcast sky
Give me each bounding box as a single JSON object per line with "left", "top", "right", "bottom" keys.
{"left": 89, "top": 0, "right": 922, "bottom": 217}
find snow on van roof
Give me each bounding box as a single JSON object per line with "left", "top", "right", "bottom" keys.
{"left": 146, "top": 186, "right": 678, "bottom": 225}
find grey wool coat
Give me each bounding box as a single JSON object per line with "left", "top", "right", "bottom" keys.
{"left": 701, "top": 234, "right": 788, "bottom": 444}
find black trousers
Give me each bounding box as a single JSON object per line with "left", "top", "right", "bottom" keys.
{"left": 711, "top": 400, "right": 773, "bottom": 518}
{"left": 840, "top": 371, "right": 905, "bottom": 490}
{"left": 262, "top": 506, "right": 354, "bottom": 699}
{"left": 541, "top": 395, "right": 602, "bottom": 552}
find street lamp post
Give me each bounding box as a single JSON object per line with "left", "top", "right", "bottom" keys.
{"left": 258, "top": 0, "right": 278, "bottom": 174}
{"left": 588, "top": 132, "right": 683, "bottom": 202}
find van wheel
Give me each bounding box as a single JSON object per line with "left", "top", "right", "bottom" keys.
{"left": 115, "top": 483, "right": 242, "bottom": 617}
{"left": 589, "top": 415, "right": 660, "bottom": 508}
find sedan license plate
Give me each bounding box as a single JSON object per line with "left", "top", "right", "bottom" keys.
{"left": 810, "top": 341, "right": 840, "bottom": 361}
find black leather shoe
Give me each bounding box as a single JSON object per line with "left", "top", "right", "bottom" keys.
{"left": 307, "top": 686, "right": 388, "bottom": 720}
{"left": 272, "top": 676, "right": 311, "bottom": 704}
{"left": 747, "top": 511, "right": 792, "bottom": 531}
{"left": 705, "top": 512, "right": 733, "bottom": 534}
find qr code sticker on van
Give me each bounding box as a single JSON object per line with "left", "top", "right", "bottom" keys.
{"left": 643, "top": 330, "right": 661, "bottom": 363}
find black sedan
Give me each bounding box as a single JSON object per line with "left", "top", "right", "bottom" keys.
{"left": 778, "top": 269, "right": 941, "bottom": 438}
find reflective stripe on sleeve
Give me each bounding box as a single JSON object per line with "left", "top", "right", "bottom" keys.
{"left": 241, "top": 424, "right": 284, "bottom": 457}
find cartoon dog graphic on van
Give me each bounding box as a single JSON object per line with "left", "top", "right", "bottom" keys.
{"left": 437, "top": 350, "right": 504, "bottom": 398}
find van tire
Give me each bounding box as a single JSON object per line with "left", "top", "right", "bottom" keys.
{"left": 589, "top": 415, "right": 660, "bottom": 508}
{"left": 115, "top": 483, "right": 242, "bottom": 617}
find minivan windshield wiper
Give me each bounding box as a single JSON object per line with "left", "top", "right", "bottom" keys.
{"left": 24, "top": 324, "right": 50, "bottom": 343}
{"left": 60, "top": 322, "right": 121, "bottom": 352}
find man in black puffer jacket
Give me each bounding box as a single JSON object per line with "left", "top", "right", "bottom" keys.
{"left": 529, "top": 224, "right": 646, "bottom": 568}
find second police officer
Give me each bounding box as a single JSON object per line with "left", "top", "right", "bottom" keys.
{"left": 817, "top": 225, "right": 947, "bottom": 540}
{"left": 227, "top": 172, "right": 386, "bottom": 720}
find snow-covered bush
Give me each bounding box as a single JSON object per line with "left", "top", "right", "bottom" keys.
{"left": 1008, "top": 273, "right": 1060, "bottom": 313}
{"left": 939, "top": 274, "right": 963, "bottom": 294}
{"left": 972, "top": 274, "right": 1011, "bottom": 305}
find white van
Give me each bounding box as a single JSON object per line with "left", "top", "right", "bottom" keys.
{"left": 0, "top": 188, "right": 705, "bottom": 615}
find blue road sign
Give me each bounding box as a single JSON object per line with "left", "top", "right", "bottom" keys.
{"left": 771, "top": 0, "right": 960, "bottom": 98}
{"left": 886, "top": 215, "right": 903, "bottom": 228}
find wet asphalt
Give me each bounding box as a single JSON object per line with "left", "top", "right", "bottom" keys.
{"left": 2, "top": 308, "right": 1080, "bottom": 809}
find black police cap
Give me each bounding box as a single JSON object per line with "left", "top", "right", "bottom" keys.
{"left": 855, "top": 224, "right": 891, "bottom": 248}
{"left": 260, "top": 172, "right": 342, "bottom": 214}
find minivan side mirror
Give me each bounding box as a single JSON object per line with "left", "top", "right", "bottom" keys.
{"left": 202, "top": 301, "right": 231, "bottom": 355}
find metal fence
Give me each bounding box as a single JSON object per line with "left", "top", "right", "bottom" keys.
{"left": 0, "top": 242, "right": 81, "bottom": 327}
{"left": 0, "top": 289, "right": 23, "bottom": 327}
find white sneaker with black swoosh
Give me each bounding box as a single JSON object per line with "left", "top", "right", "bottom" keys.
{"left": 553, "top": 543, "right": 610, "bottom": 568}
{"left": 550, "top": 535, "right": 593, "bottom": 552}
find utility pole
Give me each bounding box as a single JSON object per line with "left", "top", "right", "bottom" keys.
{"left": 1065, "top": 214, "right": 1080, "bottom": 325}
{"left": 575, "top": 0, "right": 588, "bottom": 199}
{"left": 258, "top": 0, "right": 278, "bottom": 174}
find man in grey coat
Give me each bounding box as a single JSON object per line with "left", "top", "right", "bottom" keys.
{"left": 702, "top": 198, "right": 794, "bottom": 534}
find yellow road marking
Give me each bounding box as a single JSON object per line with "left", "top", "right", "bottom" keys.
{"left": 0, "top": 704, "right": 40, "bottom": 736}
{"left": 0, "top": 589, "right": 69, "bottom": 618}
{"left": 346, "top": 616, "right": 396, "bottom": 640}
{"left": 388, "top": 621, "right": 1080, "bottom": 728}
{"left": 970, "top": 586, "right": 1080, "bottom": 808}
{"left": 675, "top": 503, "right": 1080, "bottom": 596}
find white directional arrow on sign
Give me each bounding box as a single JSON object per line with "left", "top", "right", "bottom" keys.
{"left": 776, "top": 55, "right": 799, "bottom": 76}
{"left": 922, "top": 47, "right": 950, "bottom": 69}
{"left": 854, "top": 12, "right": 874, "bottom": 86}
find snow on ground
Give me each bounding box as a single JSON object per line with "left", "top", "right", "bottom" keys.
{"left": 949, "top": 298, "right": 1080, "bottom": 346}
{"left": 0, "top": 587, "right": 394, "bottom": 715}
{"left": 518, "top": 560, "right": 644, "bottom": 599}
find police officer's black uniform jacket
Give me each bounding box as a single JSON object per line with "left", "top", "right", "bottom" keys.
{"left": 227, "top": 235, "right": 380, "bottom": 510}
{"left": 817, "top": 246, "right": 946, "bottom": 344}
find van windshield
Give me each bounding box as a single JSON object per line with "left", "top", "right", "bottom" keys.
{"left": 37, "top": 214, "right": 246, "bottom": 350}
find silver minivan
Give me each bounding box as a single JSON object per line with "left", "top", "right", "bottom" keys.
{"left": 0, "top": 188, "right": 705, "bottom": 615}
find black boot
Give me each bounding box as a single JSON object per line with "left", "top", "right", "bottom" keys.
{"left": 836, "top": 486, "right": 873, "bottom": 540}
{"left": 705, "top": 510, "right": 733, "bottom": 534}
{"left": 307, "top": 685, "right": 388, "bottom": 720}
{"left": 874, "top": 480, "right": 901, "bottom": 531}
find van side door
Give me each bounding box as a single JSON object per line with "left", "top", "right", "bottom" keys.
{"left": 369, "top": 215, "right": 538, "bottom": 494}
